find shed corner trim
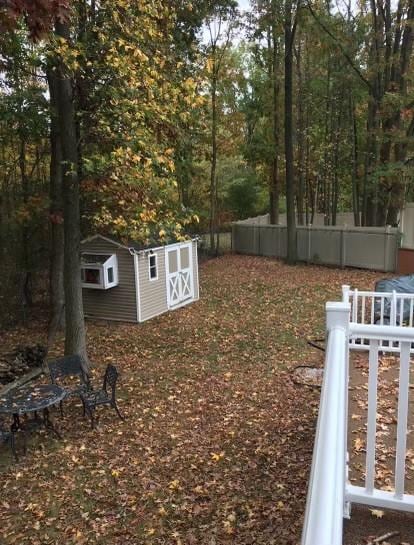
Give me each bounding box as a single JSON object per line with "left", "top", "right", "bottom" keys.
{"left": 133, "top": 252, "right": 142, "bottom": 322}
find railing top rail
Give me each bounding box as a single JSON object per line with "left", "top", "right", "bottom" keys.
{"left": 350, "top": 322, "right": 414, "bottom": 342}
{"left": 346, "top": 289, "right": 414, "bottom": 299}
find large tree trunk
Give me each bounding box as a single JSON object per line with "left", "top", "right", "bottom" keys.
{"left": 381, "top": 0, "right": 414, "bottom": 224}
{"left": 55, "top": 21, "right": 88, "bottom": 372}
{"left": 47, "top": 68, "right": 65, "bottom": 347}
{"left": 284, "top": 0, "right": 297, "bottom": 264}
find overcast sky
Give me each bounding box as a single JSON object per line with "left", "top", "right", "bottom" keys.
{"left": 238, "top": 0, "right": 251, "bottom": 11}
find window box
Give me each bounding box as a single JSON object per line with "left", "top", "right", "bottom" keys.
{"left": 81, "top": 254, "right": 118, "bottom": 289}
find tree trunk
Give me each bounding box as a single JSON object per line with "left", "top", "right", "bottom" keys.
{"left": 209, "top": 69, "right": 218, "bottom": 256}
{"left": 18, "top": 136, "right": 32, "bottom": 314}
{"left": 47, "top": 67, "right": 65, "bottom": 347}
{"left": 269, "top": 5, "right": 280, "bottom": 224}
{"left": 295, "top": 39, "right": 305, "bottom": 225}
{"left": 284, "top": 0, "right": 297, "bottom": 264}
{"left": 350, "top": 95, "right": 360, "bottom": 226}
{"left": 322, "top": 58, "right": 331, "bottom": 225}
{"left": 331, "top": 109, "right": 340, "bottom": 226}
{"left": 55, "top": 21, "right": 88, "bottom": 373}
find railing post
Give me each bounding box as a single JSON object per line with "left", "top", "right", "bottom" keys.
{"left": 340, "top": 226, "right": 346, "bottom": 269}
{"left": 326, "top": 301, "right": 351, "bottom": 332}
{"left": 326, "top": 302, "right": 351, "bottom": 519}
{"left": 302, "top": 301, "right": 351, "bottom": 545}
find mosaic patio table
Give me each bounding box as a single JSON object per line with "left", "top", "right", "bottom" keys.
{"left": 0, "top": 384, "right": 66, "bottom": 439}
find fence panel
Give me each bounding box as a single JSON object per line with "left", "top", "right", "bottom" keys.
{"left": 233, "top": 220, "right": 400, "bottom": 272}
{"left": 309, "top": 228, "right": 342, "bottom": 266}
{"left": 260, "top": 225, "right": 286, "bottom": 257}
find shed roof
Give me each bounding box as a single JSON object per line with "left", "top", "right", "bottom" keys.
{"left": 81, "top": 234, "right": 197, "bottom": 254}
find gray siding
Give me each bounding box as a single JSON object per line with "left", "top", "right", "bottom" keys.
{"left": 81, "top": 238, "right": 138, "bottom": 322}
{"left": 137, "top": 248, "right": 168, "bottom": 322}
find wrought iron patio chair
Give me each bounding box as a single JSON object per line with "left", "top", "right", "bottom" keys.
{"left": 48, "top": 355, "right": 91, "bottom": 416}
{"left": 0, "top": 419, "right": 19, "bottom": 461}
{"left": 80, "top": 364, "right": 124, "bottom": 429}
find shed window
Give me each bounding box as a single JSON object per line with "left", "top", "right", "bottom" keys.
{"left": 149, "top": 254, "right": 158, "bottom": 280}
{"left": 82, "top": 268, "right": 101, "bottom": 285}
{"left": 81, "top": 253, "right": 118, "bottom": 289}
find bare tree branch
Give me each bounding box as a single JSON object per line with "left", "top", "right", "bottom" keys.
{"left": 306, "top": 0, "right": 373, "bottom": 91}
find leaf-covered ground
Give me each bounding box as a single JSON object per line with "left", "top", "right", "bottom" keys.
{"left": 0, "top": 256, "right": 391, "bottom": 544}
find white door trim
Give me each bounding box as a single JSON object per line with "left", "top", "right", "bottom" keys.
{"left": 165, "top": 242, "right": 194, "bottom": 309}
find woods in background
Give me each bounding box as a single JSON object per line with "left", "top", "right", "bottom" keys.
{"left": 0, "top": 0, "right": 414, "bottom": 342}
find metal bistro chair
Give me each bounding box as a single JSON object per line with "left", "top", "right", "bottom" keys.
{"left": 48, "top": 355, "right": 91, "bottom": 416}
{"left": 0, "top": 418, "right": 23, "bottom": 461}
{"left": 80, "top": 364, "right": 124, "bottom": 429}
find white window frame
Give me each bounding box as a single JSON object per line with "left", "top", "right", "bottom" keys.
{"left": 148, "top": 253, "right": 158, "bottom": 281}
{"left": 81, "top": 253, "right": 118, "bottom": 289}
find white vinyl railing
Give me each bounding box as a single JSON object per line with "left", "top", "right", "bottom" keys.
{"left": 342, "top": 284, "right": 414, "bottom": 352}
{"left": 301, "top": 302, "right": 349, "bottom": 545}
{"left": 302, "top": 301, "right": 414, "bottom": 545}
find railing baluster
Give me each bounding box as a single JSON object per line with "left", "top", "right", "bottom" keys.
{"left": 365, "top": 340, "right": 379, "bottom": 494}
{"left": 379, "top": 297, "right": 384, "bottom": 350}
{"left": 410, "top": 299, "right": 414, "bottom": 327}
{"left": 371, "top": 296, "right": 375, "bottom": 325}
{"left": 353, "top": 289, "right": 358, "bottom": 323}
{"left": 399, "top": 297, "right": 404, "bottom": 326}
{"left": 362, "top": 296, "right": 366, "bottom": 324}
{"left": 395, "top": 341, "right": 411, "bottom": 499}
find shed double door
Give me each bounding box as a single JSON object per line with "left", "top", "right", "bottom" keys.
{"left": 165, "top": 243, "right": 194, "bottom": 308}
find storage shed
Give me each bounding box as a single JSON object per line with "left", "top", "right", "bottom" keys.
{"left": 80, "top": 235, "right": 199, "bottom": 323}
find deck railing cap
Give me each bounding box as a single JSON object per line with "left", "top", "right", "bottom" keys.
{"left": 326, "top": 302, "right": 351, "bottom": 332}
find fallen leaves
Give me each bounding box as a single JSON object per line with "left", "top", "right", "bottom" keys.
{"left": 0, "top": 256, "right": 396, "bottom": 544}
{"left": 210, "top": 452, "right": 225, "bottom": 462}
{"left": 370, "top": 509, "right": 385, "bottom": 519}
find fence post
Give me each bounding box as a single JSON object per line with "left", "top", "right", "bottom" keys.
{"left": 258, "top": 225, "right": 261, "bottom": 256}
{"left": 384, "top": 225, "right": 390, "bottom": 272}
{"left": 340, "top": 226, "right": 347, "bottom": 268}
{"left": 231, "top": 224, "right": 235, "bottom": 253}
{"left": 307, "top": 224, "right": 312, "bottom": 263}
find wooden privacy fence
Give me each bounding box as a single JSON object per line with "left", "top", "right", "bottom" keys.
{"left": 232, "top": 222, "right": 400, "bottom": 272}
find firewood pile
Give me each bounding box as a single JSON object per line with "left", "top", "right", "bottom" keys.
{"left": 0, "top": 344, "right": 46, "bottom": 385}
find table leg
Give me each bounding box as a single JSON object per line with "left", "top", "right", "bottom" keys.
{"left": 43, "top": 407, "right": 62, "bottom": 439}
{"left": 11, "top": 414, "right": 20, "bottom": 432}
